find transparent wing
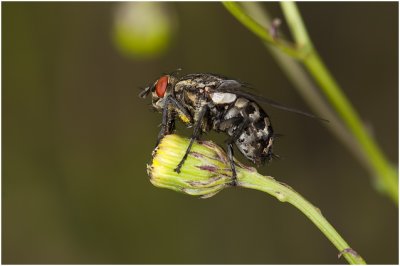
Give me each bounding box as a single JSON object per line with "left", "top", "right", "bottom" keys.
{"left": 217, "top": 80, "right": 328, "bottom": 122}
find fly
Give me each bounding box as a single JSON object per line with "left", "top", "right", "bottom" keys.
{"left": 140, "top": 72, "right": 325, "bottom": 185}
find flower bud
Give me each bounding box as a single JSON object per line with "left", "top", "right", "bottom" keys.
{"left": 147, "top": 134, "right": 234, "bottom": 198}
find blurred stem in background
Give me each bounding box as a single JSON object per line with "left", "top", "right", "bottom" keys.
{"left": 223, "top": 2, "right": 398, "bottom": 204}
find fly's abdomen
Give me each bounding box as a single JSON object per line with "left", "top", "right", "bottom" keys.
{"left": 235, "top": 115, "right": 274, "bottom": 165}
{"left": 218, "top": 97, "right": 274, "bottom": 165}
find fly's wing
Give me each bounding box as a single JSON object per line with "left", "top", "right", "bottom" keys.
{"left": 217, "top": 80, "right": 328, "bottom": 122}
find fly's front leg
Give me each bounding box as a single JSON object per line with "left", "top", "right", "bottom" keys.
{"left": 174, "top": 104, "right": 209, "bottom": 173}
{"left": 156, "top": 102, "right": 173, "bottom": 145}
{"left": 157, "top": 96, "right": 192, "bottom": 146}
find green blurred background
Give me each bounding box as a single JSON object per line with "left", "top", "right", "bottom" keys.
{"left": 2, "top": 2, "right": 398, "bottom": 264}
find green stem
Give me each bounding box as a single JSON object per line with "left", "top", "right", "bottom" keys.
{"left": 280, "top": 2, "right": 398, "bottom": 203}
{"left": 150, "top": 134, "right": 367, "bottom": 264}
{"left": 237, "top": 169, "right": 366, "bottom": 264}
{"left": 223, "top": 1, "right": 398, "bottom": 203}
{"left": 241, "top": 2, "right": 371, "bottom": 173}
{"left": 222, "top": 2, "right": 302, "bottom": 59}
{"left": 303, "top": 52, "right": 398, "bottom": 202}
{"left": 280, "top": 2, "right": 311, "bottom": 47}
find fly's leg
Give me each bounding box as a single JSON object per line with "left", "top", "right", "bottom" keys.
{"left": 226, "top": 143, "right": 236, "bottom": 186}
{"left": 174, "top": 104, "right": 209, "bottom": 173}
{"left": 156, "top": 96, "right": 192, "bottom": 146}
{"left": 157, "top": 100, "right": 173, "bottom": 146}
{"left": 223, "top": 114, "right": 250, "bottom": 185}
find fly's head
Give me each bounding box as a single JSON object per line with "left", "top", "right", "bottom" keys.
{"left": 139, "top": 74, "right": 179, "bottom": 112}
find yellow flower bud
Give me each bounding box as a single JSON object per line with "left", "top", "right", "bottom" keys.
{"left": 145, "top": 134, "right": 366, "bottom": 264}
{"left": 147, "top": 134, "right": 235, "bottom": 198}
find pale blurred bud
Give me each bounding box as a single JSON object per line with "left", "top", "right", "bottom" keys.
{"left": 113, "top": 2, "right": 177, "bottom": 59}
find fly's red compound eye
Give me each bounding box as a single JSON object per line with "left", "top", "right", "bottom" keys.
{"left": 155, "top": 76, "right": 168, "bottom": 97}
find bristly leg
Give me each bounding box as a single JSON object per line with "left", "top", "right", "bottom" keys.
{"left": 156, "top": 98, "right": 173, "bottom": 146}
{"left": 174, "top": 104, "right": 209, "bottom": 173}
{"left": 226, "top": 143, "right": 237, "bottom": 186}
{"left": 156, "top": 96, "right": 192, "bottom": 146}
{"left": 223, "top": 114, "right": 250, "bottom": 185}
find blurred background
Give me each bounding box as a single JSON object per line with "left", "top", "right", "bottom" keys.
{"left": 2, "top": 2, "right": 398, "bottom": 264}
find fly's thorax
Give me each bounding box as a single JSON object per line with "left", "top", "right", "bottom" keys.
{"left": 175, "top": 76, "right": 217, "bottom": 93}
{"left": 177, "top": 87, "right": 203, "bottom": 116}
{"left": 179, "top": 73, "right": 221, "bottom": 88}
{"left": 174, "top": 80, "right": 195, "bottom": 93}
{"left": 172, "top": 86, "right": 212, "bottom": 131}
{"left": 180, "top": 89, "right": 198, "bottom": 109}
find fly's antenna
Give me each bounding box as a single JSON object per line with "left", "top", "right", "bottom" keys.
{"left": 138, "top": 86, "right": 152, "bottom": 99}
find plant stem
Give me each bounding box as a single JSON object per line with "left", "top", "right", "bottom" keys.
{"left": 303, "top": 52, "right": 398, "bottom": 201}
{"left": 241, "top": 2, "right": 372, "bottom": 175}
{"left": 149, "top": 134, "right": 367, "bottom": 264}
{"left": 280, "top": 1, "right": 311, "bottom": 47}
{"left": 280, "top": 1, "right": 398, "bottom": 203}
{"left": 237, "top": 169, "right": 366, "bottom": 265}
{"left": 223, "top": 1, "right": 398, "bottom": 203}
{"left": 222, "top": 2, "right": 302, "bottom": 59}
